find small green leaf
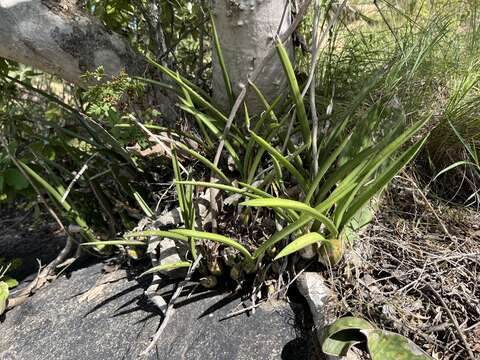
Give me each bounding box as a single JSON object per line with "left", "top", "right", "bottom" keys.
{"left": 4, "top": 168, "right": 29, "bottom": 190}
{"left": 4, "top": 278, "right": 18, "bottom": 288}
{"left": 0, "top": 281, "right": 9, "bottom": 315}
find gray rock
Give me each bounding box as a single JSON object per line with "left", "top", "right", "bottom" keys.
{"left": 0, "top": 264, "right": 318, "bottom": 360}
{"left": 297, "top": 273, "right": 361, "bottom": 360}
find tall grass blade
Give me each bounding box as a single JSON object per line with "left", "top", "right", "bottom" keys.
{"left": 210, "top": 11, "right": 234, "bottom": 107}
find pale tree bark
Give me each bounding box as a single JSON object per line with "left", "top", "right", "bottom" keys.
{"left": 0, "top": 0, "right": 144, "bottom": 86}
{"left": 212, "top": 0, "right": 293, "bottom": 115}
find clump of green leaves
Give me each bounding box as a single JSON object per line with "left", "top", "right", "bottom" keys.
{"left": 82, "top": 68, "right": 143, "bottom": 119}
{"left": 115, "top": 35, "right": 428, "bottom": 280}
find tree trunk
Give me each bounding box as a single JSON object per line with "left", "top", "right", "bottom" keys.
{"left": 212, "top": 0, "right": 292, "bottom": 115}
{"left": 0, "top": 0, "right": 144, "bottom": 86}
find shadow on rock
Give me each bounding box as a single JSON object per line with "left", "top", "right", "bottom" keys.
{"left": 0, "top": 262, "right": 319, "bottom": 360}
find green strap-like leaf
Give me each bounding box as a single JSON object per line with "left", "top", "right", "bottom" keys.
{"left": 276, "top": 40, "right": 311, "bottom": 147}
{"left": 341, "top": 137, "right": 428, "bottom": 228}
{"left": 249, "top": 81, "right": 281, "bottom": 123}
{"left": 131, "top": 189, "right": 154, "bottom": 218}
{"left": 314, "top": 145, "right": 378, "bottom": 204}
{"left": 125, "top": 230, "right": 189, "bottom": 242}
{"left": 238, "top": 182, "right": 275, "bottom": 199}
{"left": 180, "top": 104, "right": 243, "bottom": 175}
{"left": 81, "top": 240, "right": 146, "bottom": 247}
{"left": 241, "top": 198, "right": 338, "bottom": 237}
{"left": 140, "top": 261, "right": 192, "bottom": 277}
{"left": 170, "top": 229, "right": 253, "bottom": 261}
{"left": 17, "top": 161, "right": 96, "bottom": 242}
{"left": 179, "top": 99, "right": 215, "bottom": 149}
{"left": 250, "top": 131, "right": 308, "bottom": 193}
{"left": 252, "top": 180, "right": 357, "bottom": 260}
{"left": 145, "top": 56, "right": 228, "bottom": 123}
{"left": 275, "top": 232, "right": 329, "bottom": 260}
{"left": 333, "top": 117, "right": 429, "bottom": 227}
{"left": 246, "top": 111, "right": 293, "bottom": 183}
{"left": 172, "top": 146, "right": 197, "bottom": 260}
{"left": 175, "top": 142, "right": 230, "bottom": 183}
{"left": 306, "top": 133, "right": 353, "bottom": 205}
{"left": 175, "top": 181, "right": 259, "bottom": 199}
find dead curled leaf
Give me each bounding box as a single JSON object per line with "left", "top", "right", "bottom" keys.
{"left": 138, "top": 144, "right": 167, "bottom": 157}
